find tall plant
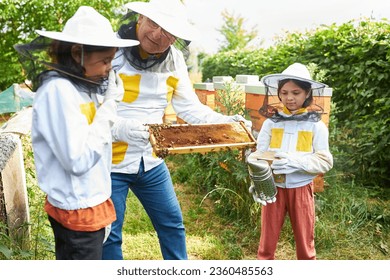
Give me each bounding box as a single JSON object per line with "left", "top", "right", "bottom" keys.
{"left": 217, "top": 9, "right": 258, "bottom": 52}
{"left": 215, "top": 81, "right": 248, "bottom": 117}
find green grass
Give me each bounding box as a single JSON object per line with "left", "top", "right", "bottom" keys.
{"left": 117, "top": 161, "right": 390, "bottom": 260}
{"left": 1, "top": 136, "right": 389, "bottom": 260}
{"left": 120, "top": 182, "right": 235, "bottom": 260}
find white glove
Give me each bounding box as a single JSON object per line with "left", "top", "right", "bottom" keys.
{"left": 230, "top": 114, "right": 252, "bottom": 132}
{"left": 271, "top": 152, "right": 302, "bottom": 174}
{"left": 111, "top": 118, "right": 150, "bottom": 143}
{"left": 103, "top": 70, "right": 124, "bottom": 103}
{"left": 249, "top": 184, "right": 276, "bottom": 206}
{"left": 271, "top": 151, "right": 333, "bottom": 174}
{"left": 103, "top": 224, "right": 111, "bottom": 244}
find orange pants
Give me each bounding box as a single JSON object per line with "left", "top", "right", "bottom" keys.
{"left": 257, "top": 183, "right": 316, "bottom": 260}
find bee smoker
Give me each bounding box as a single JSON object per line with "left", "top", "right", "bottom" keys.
{"left": 247, "top": 158, "right": 277, "bottom": 201}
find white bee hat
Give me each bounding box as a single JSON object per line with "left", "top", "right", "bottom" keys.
{"left": 124, "top": 0, "right": 200, "bottom": 41}
{"left": 261, "top": 63, "right": 327, "bottom": 89}
{"left": 36, "top": 6, "right": 139, "bottom": 48}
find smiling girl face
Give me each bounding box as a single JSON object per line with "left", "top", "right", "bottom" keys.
{"left": 278, "top": 80, "right": 311, "bottom": 114}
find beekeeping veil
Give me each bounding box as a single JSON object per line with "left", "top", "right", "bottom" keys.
{"left": 259, "top": 63, "right": 327, "bottom": 122}
{"left": 116, "top": 0, "right": 199, "bottom": 71}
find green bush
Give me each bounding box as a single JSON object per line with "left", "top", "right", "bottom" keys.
{"left": 170, "top": 150, "right": 259, "bottom": 225}
{"left": 0, "top": 0, "right": 128, "bottom": 91}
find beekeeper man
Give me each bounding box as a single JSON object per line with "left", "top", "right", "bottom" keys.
{"left": 103, "top": 0, "right": 252, "bottom": 260}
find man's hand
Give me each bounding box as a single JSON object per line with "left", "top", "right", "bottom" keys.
{"left": 230, "top": 114, "right": 252, "bottom": 132}
{"left": 112, "top": 118, "right": 150, "bottom": 143}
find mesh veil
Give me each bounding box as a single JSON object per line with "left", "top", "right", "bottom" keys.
{"left": 259, "top": 78, "right": 326, "bottom": 123}
{"left": 116, "top": 11, "right": 191, "bottom": 72}
{"left": 14, "top": 36, "right": 109, "bottom": 94}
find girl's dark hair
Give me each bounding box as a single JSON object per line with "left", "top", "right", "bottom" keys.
{"left": 277, "top": 79, "right": 313, "bottom": 108}
{"left": 48, "top": 41, "right": 115, "bottom": 79}
{"left": 36, "top": 41, "right": 116, "bottom": 92}
{"left": 14, "top": 35, "right": 115, "bottom": 92}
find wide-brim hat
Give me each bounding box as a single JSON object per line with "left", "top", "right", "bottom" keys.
{"left": 261, "top": 63, "right": 327, "bottom": 89}
{"left": 36, "top": 6, "right": 139, "bottom": 47}
{"left": 124, "top": 0, "right": 200, "bottom": 41}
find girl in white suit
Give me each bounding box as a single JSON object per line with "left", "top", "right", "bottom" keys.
{"left": 248, "top": 63, "right": 333, "bottom": 260}
{"left": 15, "top": 6, "right": 138, "bottom": 259}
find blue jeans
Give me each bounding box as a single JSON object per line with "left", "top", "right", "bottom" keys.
{"left": 102, "top": 160, "right": 187, "bottom": 260}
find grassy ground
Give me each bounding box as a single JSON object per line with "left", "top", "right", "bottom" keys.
{"left": 1, "top": 135, "right": 389, "bottom": 260}
{"left": 121, "top": 181, "right": 259, "bottom": 260}
{"left": 120, "top": 158, "right": 390, "bottom": 260}
{"left": 120, "top": 181, "right": 389, "bottom": 260}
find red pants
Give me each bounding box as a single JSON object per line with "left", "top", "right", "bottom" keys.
{"left": 257, "top": 183, "right": 316, "bottom": 260}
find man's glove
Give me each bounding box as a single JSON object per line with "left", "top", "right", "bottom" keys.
{"left": 111, "top": 118, "right": 150, "bottom": 143}
{"left": 249, "top": 184, "right": 277, "bottom": 206}
{"left": 103, "top": 70, "right": 124, "bottom": 103}
{"left": 230, "top": 114, "right": 252, "bottom": 132}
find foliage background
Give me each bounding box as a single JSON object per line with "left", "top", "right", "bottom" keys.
{"left": 0, "top": 0, "right": 143, "bottom": 91}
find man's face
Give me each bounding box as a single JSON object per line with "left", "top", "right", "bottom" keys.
{"left": 137, "top": 15, "right": 176, "bottom": 55}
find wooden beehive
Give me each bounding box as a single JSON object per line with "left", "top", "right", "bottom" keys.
{"left": 149, "top": 122, "right": 256, "bottom": 158}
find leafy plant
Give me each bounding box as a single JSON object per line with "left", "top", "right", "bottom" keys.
{"left": 217, "top": 9, "right": 258, "bottom": 52}
{"left": 215, "top": 81, "right": 248, "bottom": 117}
{"left": 170, "top": 78, "right": 259, "bottom": 225}
{"left": 0, "top": 0, "right": 130, "bottom": 91}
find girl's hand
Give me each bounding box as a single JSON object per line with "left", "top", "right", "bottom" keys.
{"left": 249, "top": 184, "right": 276, "bottom": 206}
{"left": 271, "top": 152, "right": 302, "bottom": 174}
{"left": 104, "top": 70, "right": 124, "bottom": 103}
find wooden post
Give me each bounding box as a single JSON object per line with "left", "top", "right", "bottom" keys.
{"left": 0, "top": 108, "right": 32, "bottom": 245}
{"left": 0, "top": 134, "right": 18, "bottom": 226}
{"left": 0, "top": 135, "right": 30, "bottom": 238}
